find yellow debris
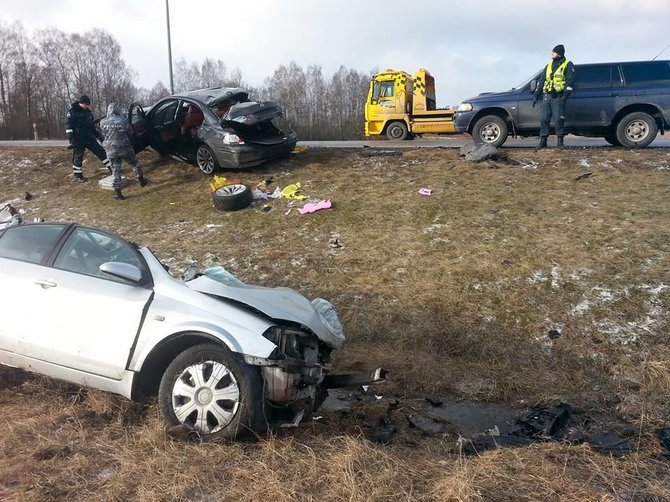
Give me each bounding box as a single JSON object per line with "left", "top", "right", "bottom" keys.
{"left": 281, "top": 182, "right": 307, "bottom": 201}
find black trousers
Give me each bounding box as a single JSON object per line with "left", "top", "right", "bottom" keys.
{"left": 71, "top": 140, "right": 109, "bottom": 174}
{"left": 540, "top": 94, "right": 567, "bottom": 137}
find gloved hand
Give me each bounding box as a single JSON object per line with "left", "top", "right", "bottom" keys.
{"left": 564, "top": 86, "right": 573, "bottom": 98}
{"left": 532, "top": 92, "right": 542, "bottom": 108}
{"left": 67, "top": 137, "right": 75, "bottom": 149}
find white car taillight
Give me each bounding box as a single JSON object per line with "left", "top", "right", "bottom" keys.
{"left": 222, "top": 132, "right": 244, "bottom": 145}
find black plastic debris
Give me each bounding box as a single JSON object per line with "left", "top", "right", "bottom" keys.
{"left": 548, "top": 329, "right": 561, "bottom": 339}
{"left": 425, "top": 395, "right": 444, "bottom": 407}
{"left": 408, "top": 414, "right": 445, "bottom": 435}
{"left": 586, "top": 431, "right": 635, "bottom": 454}
{"left": 464, "top": 143, "right": 498, "bottom": 163}
{"left": 658, "top": 428, "right": 670, "bottom": 459}
{"left": 575, "top": 172, "right": 593, "bottom": 181}
{"left": 373, "top": 416, "right": 397, "bottom": 444}
{"left": 24, "top": 192, "right": 33, "bottom": 201}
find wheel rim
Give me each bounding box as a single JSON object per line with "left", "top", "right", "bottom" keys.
{"left": 625, "top": 120, "right": 649, "bottom": 142}
{"left": 480, "top": 122, "right": 501, "bottom": 143}
{"left": 389, "top": 125, "right": 404, "bottom": 139}
{"left": 196, "top": 147, "right": 215, "bottom": 174}
{"left": 171, "top": 360, "right": 240, "bottom": 435}
{"left": 215, "top": 184, "right": 247, "bottom": 197}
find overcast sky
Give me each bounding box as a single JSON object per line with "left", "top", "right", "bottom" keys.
{"left": 2, "top": 0, "right": 670, "bottom": 107}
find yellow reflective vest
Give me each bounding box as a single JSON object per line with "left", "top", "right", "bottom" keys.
{"left": 543, "top": 59, "right": 571, "bottom": 93}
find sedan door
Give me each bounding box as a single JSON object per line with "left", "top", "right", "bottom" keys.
{"left": 1, "top": 225, "right": 153, "bottom": 380}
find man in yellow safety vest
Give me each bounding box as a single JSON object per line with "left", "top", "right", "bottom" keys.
{"left": 534, "top": 44, "right": 575, "bottom": 148}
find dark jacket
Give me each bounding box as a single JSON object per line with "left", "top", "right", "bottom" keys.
{"left": 100, "top": 103, "right": 134, "bottom": 158}
{"left": 65, "top": 102, "right": 102, "bottom": 145}
{"left": 536, "top": 56, "right": 575, "bottom": 97}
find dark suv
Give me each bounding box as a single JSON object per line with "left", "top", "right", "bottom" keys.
{"left": 454, "top": 60, "right": 670, "bottom": 147}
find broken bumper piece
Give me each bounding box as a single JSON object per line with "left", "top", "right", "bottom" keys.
{"left": 322, "top": 368, "right": 389, "bottom": 389}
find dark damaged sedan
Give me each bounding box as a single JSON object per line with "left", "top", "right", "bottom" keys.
{"left": 130, "top": 88, "right": 297, "bottom": 173}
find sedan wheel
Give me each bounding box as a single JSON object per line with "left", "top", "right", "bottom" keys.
{"left": 212, "top": 184, "right": 253, "bottom": 211}
{"left": 196, "top": 145, "right": 220, "bottom": 174}
{"left": 158, "top": 343, "right": 262, "bottom": 441}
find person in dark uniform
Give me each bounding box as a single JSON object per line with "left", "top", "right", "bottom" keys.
{"left": 65, "top": 95, "right": 111, "bottom": 182}
{"left": 535, "top": 44, "right": 575, "bottom": 149}
{"left": 99, "top": 103, "right": 148, "bottom": 200}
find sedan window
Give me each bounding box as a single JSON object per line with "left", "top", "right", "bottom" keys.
{"left": 151, "top": 100, "right": 179, "bottom": 127}
{"left": 54, "top": 228, "right": 146, "bottom": 283}
{"left": 0, "top": 224, "right": 66, "bottom": 264}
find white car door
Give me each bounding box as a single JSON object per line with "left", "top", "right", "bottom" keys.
{"left": 1, "top": 225, "right": 152, "bottom": 380}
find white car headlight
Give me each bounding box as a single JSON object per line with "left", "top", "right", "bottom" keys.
{"left": 457, "top": 102, "right": 473, "bottom": 112}
{"left": 222, "top": 133, "right": 244, "bottom": 145}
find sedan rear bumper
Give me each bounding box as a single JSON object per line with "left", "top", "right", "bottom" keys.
{"left": 211, "top": 137, "right": 297, "bottom": 169}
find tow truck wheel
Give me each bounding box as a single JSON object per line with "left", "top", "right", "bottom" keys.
{"left": 472, "top": 115, "right": 508, "bottom": 147}
{"left": 386, "top": 121, "right": 409, "bottom": 140}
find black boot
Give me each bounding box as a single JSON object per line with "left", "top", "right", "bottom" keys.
{"left": 113, "top": 188, "right": 125, "bottom": 200}
{"left": 557, "top": 136, "right": 564, "bottom": 149}
{"left": 139, "top": 176, "right": 149, "bottom": 187}
{"left": 74, "top": 173, "right": 88, "bottom": 183}
{"left": 536, "top": 136, "right": 548, "bottom": 149}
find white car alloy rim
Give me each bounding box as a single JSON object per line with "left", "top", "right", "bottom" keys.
{"left": 172, "top": 360, "right": 240, "bottom": 434}
{"left": 216, "top": 184, "right": 247, "bottom": 197}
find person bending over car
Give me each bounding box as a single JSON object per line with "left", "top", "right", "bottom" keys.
{"left": 534, "top": 44, "right": 575, "bottom": 149}
{"left": 100, "top": 103, "right": 149, "bottom": 200}
{"left": 65, "top": 95, "right": 112, "bottom": 182}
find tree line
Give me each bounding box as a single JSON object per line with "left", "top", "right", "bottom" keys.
{"left": 0, "top": 20, "right": 372, "bottom": 141}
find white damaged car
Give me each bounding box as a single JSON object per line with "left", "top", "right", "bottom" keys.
{"left": 0, "top": 223, "right": 382, "bottom": 440}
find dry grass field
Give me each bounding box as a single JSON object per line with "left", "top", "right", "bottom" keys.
{"left": 1, "top": 143, "right": 669, "bottom": 501}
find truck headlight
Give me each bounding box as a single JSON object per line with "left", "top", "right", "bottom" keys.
{"left": 457, "top": 102, "right": 473, "bottom": 112}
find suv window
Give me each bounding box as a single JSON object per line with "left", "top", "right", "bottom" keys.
{"left": 0, "top": 224, "right": 66, "bottom": 264}
{"left": 574, "top": 65, "right": 614, "bottom": 89}
{"left": 622, "top": 61, "right": 670, "bottom": 87}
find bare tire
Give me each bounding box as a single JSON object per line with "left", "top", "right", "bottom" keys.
{"left": 615, "top": 112, "right": 657, "bottom": 148}
{"left": 196, "top": 144, "right": 220, "bottom": 174}
{"left": 212, "top": 184, "right": 252, "bottom": 211}
{"left": 386, "top": 121, "right": 409, "bottom": 140}
{"left": 158, "top": 343, "right": 263, "bottom": 441}
{"left": 472, "top": 115, "right": 508, "bottom": 147}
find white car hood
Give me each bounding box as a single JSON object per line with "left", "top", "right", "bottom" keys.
{"left": 185, "top": 275, "right": 345, "bottom": 351}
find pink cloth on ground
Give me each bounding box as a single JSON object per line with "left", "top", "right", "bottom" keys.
{"left": 298, "top": 199, "right": 332, "bottom": 214}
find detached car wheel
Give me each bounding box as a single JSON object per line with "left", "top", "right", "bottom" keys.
{"left": 196, "top": 144, "right": 220, "bottom": 174}
{"left": 615, "top": 112, "right": 658, "bottom": 148}
{"left": 158, "top": 343, "right": 263, "bottom": 441}
{"left": 212, "top": 184, "right": 253, "bottom": 211}
{"left": 472, "top": 115, "right": 508, "bottom": 147}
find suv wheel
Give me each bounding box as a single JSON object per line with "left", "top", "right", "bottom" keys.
{"left": 615, "top": 112, "right": 658, "bottom": 148}
{"left": 604, "top": 134, "right": 621, "bottom": 147}
{"left": 158, "top": 343, "right": 263, "bottom": 441}
{"left": 472, "top": 115, "right": 508, "bottom": 147}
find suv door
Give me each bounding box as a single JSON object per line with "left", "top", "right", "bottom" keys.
{"left": 566, "top": 64, "right": 621, "bottom": 129}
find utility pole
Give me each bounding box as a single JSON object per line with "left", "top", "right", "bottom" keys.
{"left": 166, "top": 0, "right": 174, "bottom": 94}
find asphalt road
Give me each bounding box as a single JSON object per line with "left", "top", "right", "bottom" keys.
{"left": 1, "top": 136, "right": 669, "bottom": 149}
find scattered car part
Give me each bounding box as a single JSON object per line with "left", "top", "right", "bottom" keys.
{"left": 212, "top": 184, "right": 253, "bottom": 211}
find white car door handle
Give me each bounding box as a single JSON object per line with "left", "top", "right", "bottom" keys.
{"left": 35, "top": 279, "right": 57, "bottom": 289}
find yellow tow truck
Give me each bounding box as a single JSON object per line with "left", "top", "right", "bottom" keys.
{"left": 365, "top": 68, "right": 456, "bottom": 140}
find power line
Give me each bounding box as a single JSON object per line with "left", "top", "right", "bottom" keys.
{"left": 652, "top": 42, "right": 670, "bottom": 61}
